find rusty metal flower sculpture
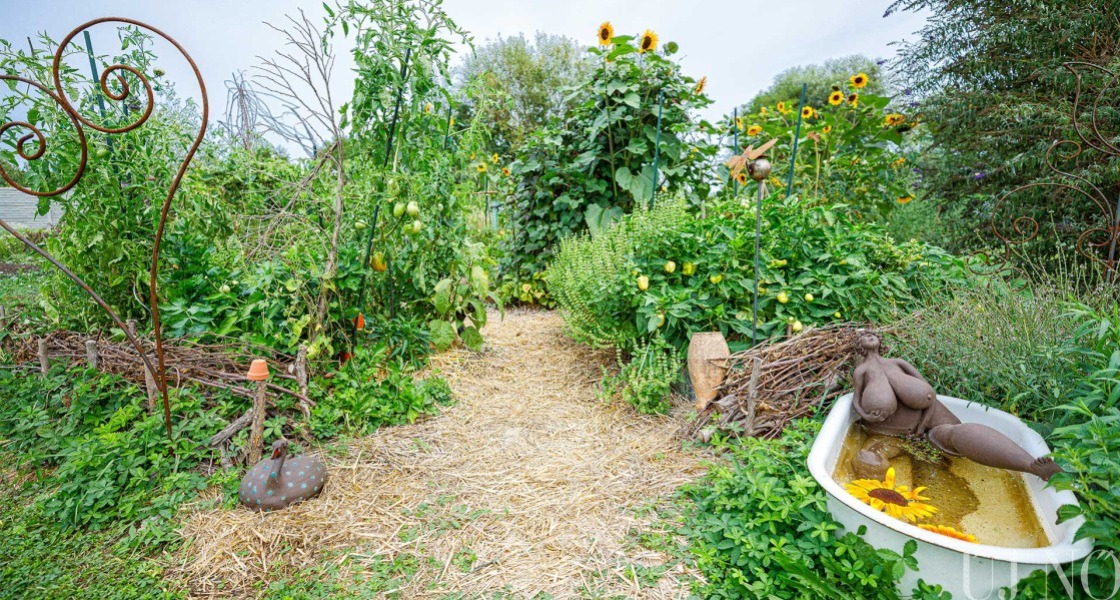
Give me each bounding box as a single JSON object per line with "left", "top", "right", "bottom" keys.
{"left": 0, "top": 18, "right": 208, "bottom": 442}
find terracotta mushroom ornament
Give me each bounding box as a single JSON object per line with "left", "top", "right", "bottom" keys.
{"left": 239, "top": 438, "right": 327, "bottom": 511}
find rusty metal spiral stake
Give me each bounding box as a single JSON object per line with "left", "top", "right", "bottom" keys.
{"left": 978, "top": 61, "right": 1120, "bottom": 276}
{"left": 0, "top": 18, "right": 209, "bottom": 443}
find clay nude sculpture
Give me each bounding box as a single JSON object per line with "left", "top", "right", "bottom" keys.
{"left": 239, "top": 438, "right": 327, "bottom": 511}
{"left": 850, "top": 331, "right": 1062, "bottom": 482}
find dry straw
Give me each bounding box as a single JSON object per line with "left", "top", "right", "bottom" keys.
{"left": 170, "top": 310, "right": 706, "bottom": 598}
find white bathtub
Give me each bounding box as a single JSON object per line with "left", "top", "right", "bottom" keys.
{"left": 806, "top": 393, "right": 1093, "bottom": 599}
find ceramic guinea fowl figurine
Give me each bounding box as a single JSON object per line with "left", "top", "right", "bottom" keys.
{"left": 239, "top": 438, "right": 327, "bottom": 511}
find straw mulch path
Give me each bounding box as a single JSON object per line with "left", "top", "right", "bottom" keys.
{"left": 170, "top": 309, "right": 706, "bottom": 598}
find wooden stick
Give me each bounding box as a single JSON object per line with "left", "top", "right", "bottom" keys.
{"left": 296, "top": 344, "right": 310, "bottom": 418}
{"left": 85, "top": 340, "right": 98, "bottom": 369}
{"left": 211, "top": 409, "right": 254, "bottom": 446}
{"left": 744, "top": 357, "right": 760, "bottom": 436}
{"left": 247, "top": 378, "right": 268, "bottom": 465}
{"left": 37, "top": 338, "right": 49, "bottom": 375}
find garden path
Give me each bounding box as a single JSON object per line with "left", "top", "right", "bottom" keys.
{"left": 173, "top": 309, "right": 705, "bottom": 598}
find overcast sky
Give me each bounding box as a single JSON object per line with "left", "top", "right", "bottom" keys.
{"left": 2, "top": 0, "right": 928, "bottom": 142}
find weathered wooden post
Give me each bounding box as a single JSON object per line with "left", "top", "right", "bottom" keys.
{"left": 85, "top": 340, "right": 99, "bottom": 369}
{"left": 295, "top": 344, "right": 311, "bottom": 418}
{"left": 37, "top": 338, "right": 49, "bottom": 375}
{"left": 246, "top": 359, "right": 270, "bottom": 465}
{"left": 129, "top": 319, "right": 158, "bottom": 411}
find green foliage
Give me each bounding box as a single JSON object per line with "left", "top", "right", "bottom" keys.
{"left": 549, "top": 195, "right": 967, "bottom": 353}
{"left": 744, "top": 54, "right": 890, "bottom": 113}
{"left": 682, "top": 420, "right": 924, "bottom": 599}
{"left": 500, "top": 30, "right": 719, "bottom": 300}
{"left": 601, "top": 337, "right": 680, "bottom": 414}
{"left": 454, "top": 32, "right": 592, "bottom": 152}
{"left": 888, "top": 278, "right": 1084, "bottom": 421}
{"left": 0, "top": 368, "right": 225, "bottom": 540}
{"left": 309, "top": 345, "right": 455, "bottom": 438}
{"left": 427, "top": 247, "right": 502, "bottom": 352}
{"left": 0, "top": 487, "right": 181, "bottom": 600}
{"left": 889, "top": 0, "right": 1120, "bottom": 261}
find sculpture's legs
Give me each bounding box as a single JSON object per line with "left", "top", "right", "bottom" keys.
{"left": 929, "top": 423, "right": 1063, "bottom": 481}
{"left": 853, "top": 435, "right": 906, "bottom": 480}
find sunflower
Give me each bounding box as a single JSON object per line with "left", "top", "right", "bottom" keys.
{"left": 822, "top": 125, "right": 832, "bottom": 134}
{"left": 735, "top": 172, "right": 747, "bottom": 185}
{"left": 425, "top": 102, "right": 433, "bottom": 114}
{"left": 892, "top": 157, "right": 906, "bottom": 167}
{"left": 469, "top": 153, "right": 476, "bottom": 160}
{"left": 919, "top": 524, "right": 979, "bottom": 543}
{"left": 885, "top": 113, "right": 906, "bottom": 127}
{"left": 476, "top": 163, "right": 487, "bottom": 174}
{"left": 747, "top": 124, "right": 762, "bottom": 136}
{"left": 491, "top": 152, "right": 500, "bottom": 164}
{"left": 597, "top": 22, "right": 614, "bottom": 45}
{"left": 847, "top": 93, "right": 859, "bottom": 107}
{"left": 828, "top": 91, "right": 844, "bottom": 106}
{"left": 734, "top": 116, "right": 743, "bottom": 130}
{"left": 759, "top": 106, "right": 768, "bottom": 115}
{"left": 850, "top": 72, "right": 869, "bottom": 89}
{"left": 845, "top": 467, "right": 938, "bottom": 523}
{"left": 502, "top": 167, "right": 511, "bottom": 177}
{"left": 639, "top": 30, "right": 658, "bottom": 53}
{"left": 694, "top": 76, "right": 707, "bottom": 95}
{"left": 801, "top": 106, "right": 814, "bottom": 119}
{"left": 897, "top": 195, "right": 914, "bottom": 204}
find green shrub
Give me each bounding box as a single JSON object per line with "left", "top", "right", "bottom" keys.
{"left": 499, "top": 29, "right": 719, "bottom": 300}
{"left": 600, "top": 337, "right": 680, "bottom": 414}
{"left": 683, "top": 420, "right": 938, "bottom": 599}
{"left": 309, "top": 345, "right": 455, "bottom": 438}
{"left": 549, "top": 195, "right": 967, "bottom": 353}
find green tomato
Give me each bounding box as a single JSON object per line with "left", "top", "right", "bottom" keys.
{"left": 393, "top": 202, "right": 406, "bottom": 218}
{"left": 406, "top": 201, "right": 420, "bottom": 216}
{"left": 410, "top": 220, "right": 423, "bottom": 234}
{"left": 219, "top": 284, "right": 230, "bottom": 294}
{"left": 355, "top": 220, "right": 368, "bottom": 230}
{"left": 664, "top": 260, "right": 676, "bottom": 274}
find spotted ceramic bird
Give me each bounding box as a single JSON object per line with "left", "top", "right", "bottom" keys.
{"left": 239, "top": 438, "right": 326, "bottom": 511}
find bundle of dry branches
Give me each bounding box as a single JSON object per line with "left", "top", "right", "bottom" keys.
{"left": 11, "top": 329, "right": 303, "bottom": 395}
{"left": 687, "top": 324, "right": 869, "bottom": 441}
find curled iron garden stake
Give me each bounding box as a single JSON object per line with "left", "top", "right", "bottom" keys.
{"left": 0, "top": 18, "right": 209, "bottom": 443}
{"left": 979, "top": 61, "right": 1120, "bottom": 275}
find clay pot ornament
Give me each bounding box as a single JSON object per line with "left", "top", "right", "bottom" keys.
{"left": 239, "top": 438, "right": 327, "bottom": 511}
{"left": 688, "top": 332, "right": 731, "bottom": 410}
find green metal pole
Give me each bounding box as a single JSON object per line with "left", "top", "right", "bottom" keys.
{"left": 785, "top": 83, "right": 808, "bottom": 197}
{"left": 649, "top": 90, "right": 664, "bottom": 210}
{"left": 752, "top": 179, "right": 764, "bottom": 346}
{"left": 732, "top": 107, "right": 739, "bottom": 195}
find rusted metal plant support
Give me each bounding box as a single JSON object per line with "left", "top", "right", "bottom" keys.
{"left": 0, "top": 18, "right": 209, "bottom": 442}
{"left": 982, "top": 61, "right": 1120, "bottom": 274}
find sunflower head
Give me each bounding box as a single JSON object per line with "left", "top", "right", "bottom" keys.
{"left": 476, "top": 163, "right": 487, "bottom": 173}
{"left": 734, "top": 116, "right": 743, "bottom": 130}
{"left": 694, "top": 76, "right": 707, "bottom": 95}
{"left": 639, "top": 30, "right": 659, "bottom": 53}
{"left": 850, "top": 72, "right": 869, "bottom": 89}
{"left": 747, "top": 125, "right": 762, "bottom": 136}
{"left": 885, "top": 113, "right": 906, "bottom": 127}
{"left": 735, "top": 172, "right": 747, "bottom": 185}
{"left": 845, "top": 467, "right": 938, "bottom": 523}
{"left": 897, "top": 195, "right": 913, "bottom": 204}
{"left": 492, "top": 152, "right": 500, "bottom": 164}
{"left": 822, "top": 125, "right": 832, "bottom": 134}
{"left": 598, "top": 22, "right": 614, "bottom": 45}
{"left": 919, "top": 524, "right": 978, "bottom": 543}
{"left": 759, "top": 106, "right": 768, "bottom": 115}
{"left": 425, "top": 102, "right": 433, "bottom": 114}
{"left": 776, "top": 101, "right": 787, "bottom": 114}
{"left": 829, "top": 91, "right": 844, "bottom": 106}
{"left": 801, "top": 106, "right": 814, "bottom": 119}
{"left": 502, "top": 167, "right": 511, "bottom": 177}
{"left": 848, "top": 93, "right": 859, "bottom": 107}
